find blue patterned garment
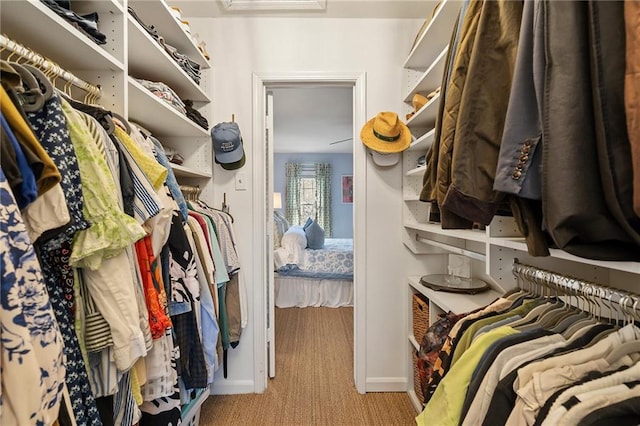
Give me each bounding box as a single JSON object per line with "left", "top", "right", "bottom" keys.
{"left": 25, "top": 91, "right": 90, "bottom": 249}
{"left": 0, "top": 166, "right": 66, "bottom": 425}
{"left": 39, "top": 240, "right": 103, "bottom": 425}
{"left": 23, "top": 91, "right": 102, "bottom": 424}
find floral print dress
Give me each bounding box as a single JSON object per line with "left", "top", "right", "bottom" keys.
{"left": 0, "top": 166, "right": 66, "bottom": 425}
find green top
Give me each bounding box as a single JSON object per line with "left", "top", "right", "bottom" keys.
{"left": 61, "top": 99, "right": 145, "bottom": 269}
{"left": 450, "top": 299, "right": 539, "bottom": 367}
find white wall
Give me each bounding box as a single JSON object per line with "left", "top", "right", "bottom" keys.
{"left": 189, "top": 16, "right": 442, "bottom": 393}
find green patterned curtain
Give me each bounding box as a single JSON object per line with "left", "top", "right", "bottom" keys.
{"left": 315, "top": 163, "right": 332, "bottom": 237}
{"left": 285, "top": 162, "right": 301, "bottom": 225}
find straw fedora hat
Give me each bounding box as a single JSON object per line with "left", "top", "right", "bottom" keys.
{"left": 360, "top": 111, "right": 412, "bottom": 153}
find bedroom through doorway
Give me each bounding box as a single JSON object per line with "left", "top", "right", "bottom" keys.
{"left": 267, "top": 84, "right": 355, "bottom": 381}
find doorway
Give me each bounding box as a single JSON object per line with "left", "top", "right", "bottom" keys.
{"left": 251, "top": 72, "right": 367, "bottom": 393}
{"left": 270, "top": 84, "right": 354, "bottom": 375}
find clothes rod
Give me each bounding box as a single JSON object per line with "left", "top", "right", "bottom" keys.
{"left": 512, "top": 259, "right": 638, "bottom": 314}
{"left": 0, "top": 34, "right": 101, "bottom": 98}
{"left": 415, "top": 234, "right": 486, "bottom": 262}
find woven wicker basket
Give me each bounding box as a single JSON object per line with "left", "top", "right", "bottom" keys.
{"left": 412, "top": 293, "right": 430, "bottom": 342}
{"left": 413, "top": 351, "right": 425, "bottom": 404}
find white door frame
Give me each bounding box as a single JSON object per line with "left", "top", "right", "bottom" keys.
{"left": 251, "top": 71, "right": 367, "bottom": 393}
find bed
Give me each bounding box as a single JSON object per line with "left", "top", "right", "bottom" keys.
{"left": 273, "top": 218, "right": 353, "bottom": 308}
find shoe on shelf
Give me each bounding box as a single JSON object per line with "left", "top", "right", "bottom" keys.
{"left": 171, "top": 6, "right": 182, "bottom": 21}
{"left": 191, "top": 33, "right": 211, "bottom": 61}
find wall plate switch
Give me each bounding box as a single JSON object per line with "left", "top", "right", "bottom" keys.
{"left": 235, "top": 172, "right": 247, "bottom": 190}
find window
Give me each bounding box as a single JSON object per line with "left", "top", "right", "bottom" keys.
{"left": 300, "top": 177, "right": 317, "bottom": 220}
{"left": 285, "top": 162, "right": 332, "bottom": 236}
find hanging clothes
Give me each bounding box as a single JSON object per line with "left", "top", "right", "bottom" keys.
{"left": 420, "top": 0, "right": 523, "bottom": 229}
{"left": 416, "top": 280, "right": 640, "bottom": 426}
{"left": 626, "top": 0, "right": 640, "bottom": 218}
{"left": 0, "top": 166, "right": 67, "bottom": 426}
{"left": 0, "top": 38, "right": 230, "bottom": 426}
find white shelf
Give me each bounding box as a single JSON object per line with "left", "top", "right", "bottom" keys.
{"left": 128, "top": 77, "right": 209, "bottom": 138}
{"left": 408, "top": 276, "right": 502, "bottom": 315}
{"left": 403, "top": 47, "right": 448, "bottom": 103}
{"left": 127, "top": 15, "right": 210, "bottom": 102}
{"left": 404, "top": 195, "right": 421, "bottom": 202}
{"left": 0, "top": 0, "right": 124, "bottom": 72}
{"left": 408, "top": 129, "right": 436, "bottom": 152}
{"left": 490, "top": 237, "right": 640, "bottom": 275}
{"left": 128, "top": 0, "right": 210, "bottom": 68}
{"left": 171, "top": 164, "right": 212, "bottom": 179}
{"left": 403, "top": 0, "right": 461, "bottom": 71}
{"left": 405, "top": 222, "right": 488, "bottom": 244}
{"left": 406, "top": 165, "right": 427, "bottom": 177}
{"left": 407, "top": 93, "right": 440, "bottom": 129}
{"left": 74, "top": 0, "right": 125, "bottom": 14}
{"left": 409, "top": 335, "right": 420, "bottom": 351}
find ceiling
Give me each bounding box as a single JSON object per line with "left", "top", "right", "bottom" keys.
{"left": 173, "top": 0, "right": 435, "bottom": 19}
{"left": 272, "top": 86, "right": 354, "bottom": 154}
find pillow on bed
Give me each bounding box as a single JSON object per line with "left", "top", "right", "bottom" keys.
{"left": 273, "top": 211, "right": 290, "bottom": 248}
{"left": 303, "top": 217, "right": 313, "bottom": 229}
{"left": 280, "top": 226, "right": 307, "bottom": 264}
{"left": 304, "top": 219, "right": 325, "bottom": 249}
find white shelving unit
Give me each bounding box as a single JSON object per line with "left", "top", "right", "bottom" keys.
{"left": 399, "top": 0, "right": 640, "bottom": 414}
{"left": 125, "top": 0, "right": 213, "bottom": 195}
{"left": 406, "top": 92, "right": 440, "bottom": 129}
{"left": 0, "top": 0, "right": 126, "bottom": 72}
{"left": 127, "top": 15, "right": 210, "bottom": 102}
{"left": 402, "top": 47, "right": 448, "bottom": 103}
{"left": 128, "top": 77, "right": 209, "bottom": 138}
{"left": 128, "top": 0, "right": 210, "bottom": 68}
{"left": 172, "top": 163, "right": 213, "bottom": 179}
{"left": 0, "top": 0, "right": 213, "bottom": 422}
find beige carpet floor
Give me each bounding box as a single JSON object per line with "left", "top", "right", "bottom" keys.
{"left": 199, "top": 307, "right": 416, "bottom": 425}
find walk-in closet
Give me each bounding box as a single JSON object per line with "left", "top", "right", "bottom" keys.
{"left": 1, "top": 0, "right": 639, "bottom": 425}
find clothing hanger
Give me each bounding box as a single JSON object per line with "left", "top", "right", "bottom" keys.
{"left": 545, "top": 279, "right": 592, "bottom": 334}
{"left": 22, "top": 64, "right": 54, "bottom": 102}
{"left": 508, "top": 270, "right": 558, "bottom": 329}
{"left": 193, "top": 197, "right": 235, "bottom": 224}
{"left": 605, "top": 296, "right": 640, "bottom": 363}
{"left": 508, "top": 273, "right": 557, "bottom": 328}
{"left": 111, "top": 112, "right": 131, "bottom": 134}
{"left": 510, "top": 300, "right": 559, "bottom": 329}
{"left": 58, "top": 91, "right": 116, "bottom": 134}
{"left": 503, "top": 271, "right": 527, "bottom": 301}
{"left": 515, "top": 275, "right": 576, "bottom": 331}
{"left": 557, "top": 283, "right": 602, "bottom": 338}
{"left": 3, "top": 60, "right": 45, "bottom": 112}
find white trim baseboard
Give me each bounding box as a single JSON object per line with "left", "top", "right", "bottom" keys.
{"left": 365, "top": 377, "right": 408, "bottom": 393}
{"left": 210, "top": 380, "right": 256, "bottom": 395}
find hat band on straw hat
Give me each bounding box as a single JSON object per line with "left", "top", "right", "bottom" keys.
{"left": 373, "top": 129, "right": 400, "bottom": 142}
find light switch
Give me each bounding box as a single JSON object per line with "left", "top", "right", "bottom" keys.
{"left": 235, "top": 172, "right": 247, "bottom": 191}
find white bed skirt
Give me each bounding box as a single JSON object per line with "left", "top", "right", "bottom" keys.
{"left": 274, "top": 275, "right": 353, "bottom": 308}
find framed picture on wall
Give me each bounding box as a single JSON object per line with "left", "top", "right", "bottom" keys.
{"left": 342, "top": 175, "right": 353, "bottom": 204}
